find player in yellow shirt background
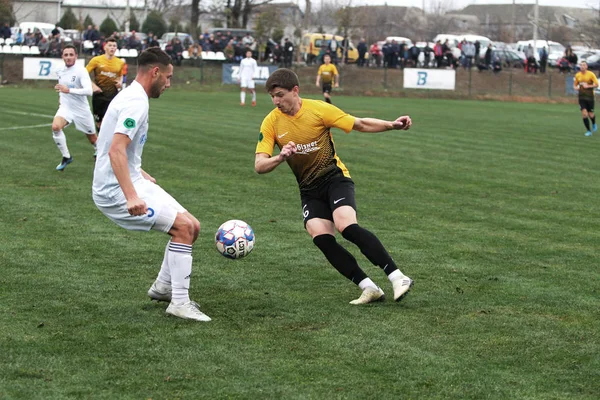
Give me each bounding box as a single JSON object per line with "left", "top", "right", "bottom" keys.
{"left": 573, "top": 61, "right": 599, "bottom": 137}
{"left": 86, "top": 37, "right": 126, "bottom": 131}
{"left": 316, "top": 54, "right": 338, "bottom": 104}
{"left": 255, "top": 68, "right": 414, "bottom": 305}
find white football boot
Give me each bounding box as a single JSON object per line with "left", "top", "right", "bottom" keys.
{"left": 166, "top": 301, "right": 212, "bottom": 322}
{"left": 349, "top": 286, "right": 386, "bottom": 305}
{"left": 391, "top": 276, "right": 414, "bottom": 302}
{"left": 147, "top": 281, "right": 172, "bottom": 302}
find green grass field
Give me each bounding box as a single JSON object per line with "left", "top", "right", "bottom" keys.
{"left": 1, "top": 86, "right": 599, "bottom": 399}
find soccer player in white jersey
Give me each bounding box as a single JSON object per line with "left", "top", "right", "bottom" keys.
{"left": 52, "top": 44, "right": 97, "bottom": 171}
{"left": 239, "top": 50, "right": 258, "bottom": 106}
{"left": 92, "top": 48, "right": 210, "bottom": 322}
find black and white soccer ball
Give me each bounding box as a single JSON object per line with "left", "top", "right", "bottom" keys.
{"left": 215, "top": 219, "right": 255, "bottom": 259}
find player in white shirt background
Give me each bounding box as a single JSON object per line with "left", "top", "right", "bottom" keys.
{"left": 239, "top": 50, "right": 258, "bottom": 106}
{"left": 52, "top": 44, "right": 97, "bottom": 171}
{"left": 92, "top": 47, "right": 210, "bottom": 322}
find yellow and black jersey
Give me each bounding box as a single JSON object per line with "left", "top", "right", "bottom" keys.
{"left": 256, "top": 99, "right": 355, "bottom": 192}
{"left": 86, "top": 55, "right": 125, "bottom": 96}
{"left": 574, "top": 70, "right": 599, "bottom": 100}
{"left": 317, "top": 63, "right": 338, "bottom": 84}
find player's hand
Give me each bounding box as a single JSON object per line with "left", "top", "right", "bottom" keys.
{"left": 127, "top": 197, "right": 148, "bottom": 216}
{"left": 278, "top": 141, "right": 297, "bottom": 162}
{"left": 392, "top": 116, "right": 412, "bottom": 130}
{"left": 115, "top": 81, "right": 122, "bottom": 90}
{"left": 54, "top": 84, "right": 69, "bottom": 93}
{"left": 141, "top": 170, "right": 156, "bottom": 183}
{"left": 316, "top": 83, "right": 320, "bottom": 88}
{"left": 334, "top": 82, "right": 339, "bottom": 88}
{"left": 92, "top": 84, "right": 102, "bottom": 93}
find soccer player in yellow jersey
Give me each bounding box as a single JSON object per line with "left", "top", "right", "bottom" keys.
{"left": 574, "top": 61, "right": 599, "bottom": 136}
{"left": 255, "top": 69, "right": 414, "bottom": 305}
{"left": 316, "top": 54, "right": 338, "bottom": 104}
{"left": 86, "top": 37, "right": 126, "bottom": 131}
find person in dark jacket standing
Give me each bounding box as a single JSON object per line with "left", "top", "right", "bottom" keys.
{"left": 357, "top": 38, "right": 367, "bottom": 67}
{"left": 283, "top": 38, "right": 294, "bottom": 68}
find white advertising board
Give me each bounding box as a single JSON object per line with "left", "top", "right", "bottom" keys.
{"left": 403, "top": 68, "right": 456, "bottom": 90}
{"left": 23, "top": 57, "right": 85, "bottom": 80}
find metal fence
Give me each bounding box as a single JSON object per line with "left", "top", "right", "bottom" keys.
{"left": 0, "top": 54, "right": 577, "bottom": 101}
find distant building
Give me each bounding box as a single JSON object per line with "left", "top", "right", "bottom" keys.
{"left": 457, "top": 4, "right": 597, "bottom": 43}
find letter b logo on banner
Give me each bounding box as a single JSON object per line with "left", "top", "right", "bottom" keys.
{"left": 417, "top": 72, "right": 428, "bottom": 86}
{"left": 38, "top": 61, "right": 52, "bottom": 76}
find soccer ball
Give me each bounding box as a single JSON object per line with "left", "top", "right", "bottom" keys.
{"left": 215, "top": 220, "right": 255, "bottom": 259}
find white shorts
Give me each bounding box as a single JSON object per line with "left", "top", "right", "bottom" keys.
{"left": 94, "top": 179, "right": 187, "bottom": 233}
{"left": 240, "top": 78, "right": 255, "bottom": 89}
{"left": 56, "top": 105, "right": 96, "bottom": 135}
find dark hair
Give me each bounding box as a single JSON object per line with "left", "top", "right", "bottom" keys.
{"left": 62, "top": 44, "right": 77, "bottom": 54}
{"left": 265, "top": 68, "right": 299, "bottom": 92}
{"left": 137, "top": 47, "right": 172, "bottom": 69}
{"left": 105, "top": 37, "right": 117, "bottom": 43}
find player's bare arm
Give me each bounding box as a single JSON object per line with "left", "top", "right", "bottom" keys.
{"left": 109, "top": 133, "right": 147, "bottom": 215}
{"left": 255, "top": 141, "right": 297, "bottom": 174}
{"left": 353, "top": 116, "right": 412, "bottom": 132}
{"left": 334, "top": 75, "right": 339, "bottom": 88}
{"left": 141, "top": 169, "right": 156, "bottom": 183}
{"left": 316, "top": 75, "right": 320, "bottom": 87}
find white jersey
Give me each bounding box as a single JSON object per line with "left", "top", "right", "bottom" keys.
{"left": 92, "top": 80, "right": 149, "bottom": 204}
{"left": 239, "top": 57, "right": 257, "bottom": 81}
{"left": 56, "top": 63, "right": 93, "bottom": 112}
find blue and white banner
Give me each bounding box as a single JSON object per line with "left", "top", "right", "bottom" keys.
{"left": 222, "top": 64, "right": 278, "bottom": 85}
{"left": 23, "top": 57, "right": 85, "bottom": 80}
{"left": 403, "top": 68, "right": 456, "bottom": 90}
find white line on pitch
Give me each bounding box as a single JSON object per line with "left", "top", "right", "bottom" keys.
{"left": 4, "top": 110, "right": 55, "bottom": 118}
{"left": 0, "top": 123, "right": 53, "bottom": 131}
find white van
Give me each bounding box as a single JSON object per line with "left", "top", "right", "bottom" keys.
{"left": 385, "top": 36, "right": 413, "bottom": 47}
{"left": 432, "top": 34, "right": 461, "bottom": 59}
{"left": 516, "top": 39, "right": 565, "bottom": 63}
{"left": 19, "top": 22, "right": 71, "bottom": 42}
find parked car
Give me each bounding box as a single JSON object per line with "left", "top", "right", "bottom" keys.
{"left": 300, "top": 32, "right": 360, "bottom": 64}
{"left": 18, "top": 22, "right": 71, "bottom": 42}
{"left": 584, "top": 53, "right": 600, "bottom": 72}
{"left": 159, "top": 32, "right": 192, "bottom": 50}
{"left": 491, "top": 49, "right": 526, "bottom": 68}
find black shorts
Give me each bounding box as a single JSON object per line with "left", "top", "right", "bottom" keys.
{"left": 322, "top": 83, "right": 332, "bottom": 94}
{"left": 92, "top": 92, "right": 117, "bottom": 122}
{"left": 300, "top": 177, "right": 356, "bottom": 227}
{"left": 579, "top": 98, "right": 595, "bottom": 112}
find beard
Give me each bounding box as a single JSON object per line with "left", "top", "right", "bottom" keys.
{"left": 149, "top": 81, "right": 163, "bottom": 98}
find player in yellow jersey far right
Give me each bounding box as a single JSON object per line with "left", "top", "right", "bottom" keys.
{"left": 86, "top": 37, "right": 126, "bottom": 132}
{"left": 255, "top": 68, "right": 414, "bottom": 305}
{"left": 316, "top": 54, "right": 338, "bottom": 104}
{"left": 573, "top": 61, "right": 599, "bottom": 136}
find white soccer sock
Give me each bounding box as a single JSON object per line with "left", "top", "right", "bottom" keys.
{"left": 241, "top": 91, "right": 246, "bottom": 103}
{"left": 156, "top": 240, "right": 171, "bottom": 285}
{"left": 168, "top": 242, "right": 193, "bottom": 304}
{"left": 358, "top": 278, "right": 378, "bottom": 291}
{"left": 52, "top": 130, "right": 70, "bottom": 158}
{"left": 252, "top": 92, "right": 256, "bottom": 102}
{"left": 388, "top": 269, "right": 403, "bottom": 282}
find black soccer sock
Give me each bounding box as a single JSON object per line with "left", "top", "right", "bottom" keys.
{"left": 325, "top": 97, "right": 331, "bottom": 104}
{"left": 342, "top": 224, "right": 399, "bottom": 276}
{"left": 592, "top": 116, "right": 596, "bottom": 125}
{"left": 583, "top": 118, "right": 591, "bottom": 131}
{"left": 313, "top": 234, "right": 367, "bottom": 285}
